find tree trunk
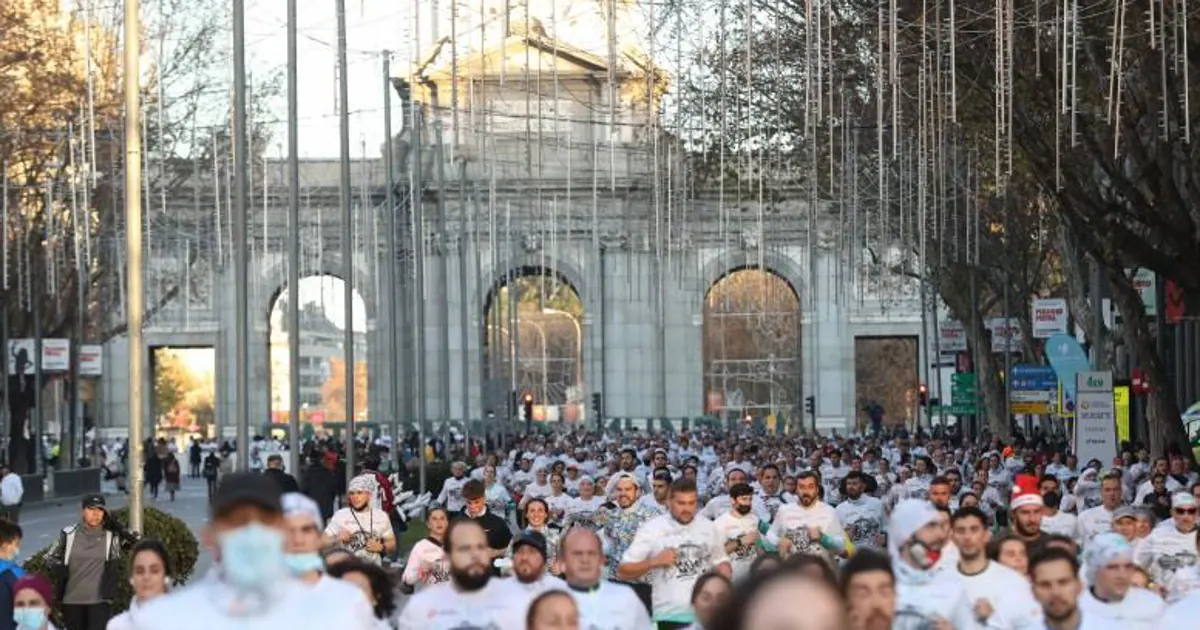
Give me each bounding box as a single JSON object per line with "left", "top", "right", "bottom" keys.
{"left": 1107, "top": 268, "right": 1189, "bottom": 456}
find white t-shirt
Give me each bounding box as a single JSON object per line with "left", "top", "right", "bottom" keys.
{"left": 437, "top": 475, "right": 469, "bottom": 512}
{"left": 1078, "top": 586, "right": 1166, "bottom": 630}
{"left": 1076, "top": 506, "right": 1116, "bottom": 546}
{"left": 396, "top": 578, "right": 530, "bottom": 630}
{"left": 511, "top": 573, "right": 568, "bottom": 597}
{"left": 569, "top": 581, "right": 654, "bottom": 630}
{"left": 712, "top": 510, "right": 762, "bottom": 579}
{"left": 767, "top": 501, "right": 846, "bottom": 562}
{"left": 130, "top": 573, "right": 376, "bottom": 630}
{"left": 956, "top": 561, "right": 1041, "bottom": 629}
{"left": 1133, "top": 526, "right": 1199, "bottom": 602}
{"left": 324, "top": 507, "right": 395, "bottom": 564}
{"left": 1160, "top": 591, "right": 1200, "bottom": 626}
{"left": 621, "top": 513, "right": 729, "bottom": 624}
{"left": 1040, "top": 510, "right": 1079, "bottom": 542}
{"left": 835, "top": 496, "right": 886, "bottom": 550}
{"left": 400, "top": 538, "right": 450, "bottom": 589}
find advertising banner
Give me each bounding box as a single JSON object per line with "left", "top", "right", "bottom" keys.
{"left": 1032, "top": 298, "right": 1069, "bottom": 338}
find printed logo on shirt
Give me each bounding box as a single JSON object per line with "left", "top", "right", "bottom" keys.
{"left": 846, "top": 518, "right": 882, "bottom": 545}
{"left": 892, "top": 607, "right": 937, "bottom": 630}
{"left": 784, "top": 528, "right": 823, "bottom": 556}
{"left": 1157, "top": 551, "right": 1198, "bottom": 573}
{"left": 673, "top": 541, "right": 709, "bottom": 579}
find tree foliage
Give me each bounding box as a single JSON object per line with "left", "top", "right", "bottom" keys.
{"left": 1, "top": 0, "right": 278, "bottom": 470}
{"left": 671, "top": 0, "right": 1197, "bottom": 450}
{"left": 322, "top": 358, "right": 369, "bottom": 422}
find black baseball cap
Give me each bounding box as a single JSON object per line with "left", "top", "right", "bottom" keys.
{"left": 211, "top": 472, "right": 283, "bottom": 518}
{"left": 81, "top": 493, "right": 106, "bottom": 510}
{"left": 512, "top": 530, "right": 548, "bottom": 559}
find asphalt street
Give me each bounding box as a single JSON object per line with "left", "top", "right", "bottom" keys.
{"left": 20, "top": 476, "right": 216, "bottom": 580}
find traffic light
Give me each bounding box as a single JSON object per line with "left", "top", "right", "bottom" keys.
{"left": 522, "top": 392, "right": 534, "bottom": 428}
{"left": 591, "top": 392, "right": 603, "bottom": 420}
{"left": 918, "top": 384, "right": 929, "bottom": 407}
{"left": 804, "top": 395, "right": 815, "bottom": 416}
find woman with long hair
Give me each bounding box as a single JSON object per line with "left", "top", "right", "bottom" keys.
{"left": 106, "top": 539, "right": 172, "bottom": 630}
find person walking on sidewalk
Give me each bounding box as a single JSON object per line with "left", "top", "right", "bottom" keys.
{"left": 163, "top": 453, "right": 182, "bottom": 502}
{"left": 46, "top": 494, "right": 136, "bottom": 630}
{"left": 0, "top": 464, "right": 23, "bottom": 524}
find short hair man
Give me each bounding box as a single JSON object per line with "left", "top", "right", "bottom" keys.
{"left": 559, "top": 527, "right": 652, "bottom": 629}
{"left": 840, "top": 550, "right": 894, "bottom": 630}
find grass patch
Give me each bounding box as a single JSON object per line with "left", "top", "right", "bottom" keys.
{"left": 399, "top": 520, "right": 428, "bottom": 555}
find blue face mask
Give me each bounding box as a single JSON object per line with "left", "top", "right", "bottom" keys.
{"left": 13, "top": 607, "right": 45, "bottom": 630}
{"left": 217, "top": 523, "right": 287, "bottom": 590}
{"left": 283, "top": 552, "right": 325, "bottom": 576}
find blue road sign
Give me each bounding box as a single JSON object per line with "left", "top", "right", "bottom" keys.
{"left": 1010, "top": 365, "right": 1057, "bottom": 391}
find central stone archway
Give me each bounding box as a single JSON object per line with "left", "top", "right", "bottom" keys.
{"left": 481, "top": 266, "right": 585, "bottom": 423}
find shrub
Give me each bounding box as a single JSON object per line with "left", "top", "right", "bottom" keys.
{"left": 22, "top": 505, "right": 201, "bottom": 619}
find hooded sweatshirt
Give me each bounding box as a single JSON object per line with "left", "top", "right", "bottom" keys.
{"left": 888, "top": 500, "right": 980, "bottom": 630}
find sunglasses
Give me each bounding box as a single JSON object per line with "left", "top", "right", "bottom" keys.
{"left": 1174, "top": 508, "right": 1198, "bottom": 515}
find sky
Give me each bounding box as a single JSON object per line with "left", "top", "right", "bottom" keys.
{"left": 269, "top": 276, "right": 368, "bottom": 332}
{"left": 242, "top": 0, "right": 415, "bottom": 160}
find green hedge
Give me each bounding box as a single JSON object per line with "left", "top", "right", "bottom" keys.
{"left": 22, "top": 506, "right": 200, "bottom": 621}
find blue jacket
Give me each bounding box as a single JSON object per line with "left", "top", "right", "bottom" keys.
{"left": 0, "top": 561, "right": 25, "bottom": 630}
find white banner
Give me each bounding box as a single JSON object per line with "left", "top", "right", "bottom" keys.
{"left": 1075, "top": 371, "right": 1117, "bottom": 466}
{"left": 41, "top": 339, "right": 70, "bottom": 372}
{"left": 80, "top": 344, "right": 103, "bottom": 376}
{"left": 1130, "top": 268, "right": 1157, "bottom": 316}
{"left": 6, "top": 340, "right": 34, "bottom": 375}
{"left": 938, "top": 320, "right": 968, "bottom": 352}
{"left": 1032, "top": 298, "right": 1069, "bottom": 338}
{"left": 987, "top": 317, "right": 1023, "bottom": 353}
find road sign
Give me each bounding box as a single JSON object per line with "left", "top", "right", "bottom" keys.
{"left": 931, "top": 403, "right": 978, "bottom": 415}
{"left": 1010, "top": 390, "right": 1053, "bottom": 414}
{"left": 1010, "top": 365, "right": 1057, "bottom": 391}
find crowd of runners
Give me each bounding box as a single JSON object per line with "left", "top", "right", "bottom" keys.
{"left": 34, "top": 425, "right": 1200, "bottom": 630}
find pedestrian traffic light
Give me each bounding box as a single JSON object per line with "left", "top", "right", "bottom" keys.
{"left": 591, "top": 392, "right": 603, "bottom": 420}
{"left": 918, "top": 384, "right": 929, "bottom": 407}
{"left": 804, "top": 395, "right": 815, "bottom": 416}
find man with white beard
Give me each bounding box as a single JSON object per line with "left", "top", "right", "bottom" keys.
{"left": 398, "top": 520, "right": 529, "bottom": 629}
{"left": 888, "top": 499, "right": 978, "bottom": 630}
{"left": 1078, "top": 533, "right": 1165, "bottom": 630}
{"left": 1133, "top": 492, "right": 1199, "bottom": 601}
{"left": 768, "top": 471, "right": 848, "bottom": 564}
{"left": 950, "top": 506, "right": 1041, "bottom": 629}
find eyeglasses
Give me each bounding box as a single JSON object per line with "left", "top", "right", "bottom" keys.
{"left": 1174, "top": 508, "right": 1198, "bottom": 515}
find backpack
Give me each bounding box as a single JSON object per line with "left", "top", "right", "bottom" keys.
{"left": 203, "top": 458, "right": 218, "bottom": 479}
{"left": 370, "top": 470, "right": 395, "bottom": 514}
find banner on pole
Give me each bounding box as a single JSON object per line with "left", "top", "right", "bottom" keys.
{"left": 80, "top": 344, "right": 104, "bottom": 377}
{"left": 1075, "top": 371, "right": 1117, "bottom": 465}
{"left": 1032, "top": 298, "right": 1069, "bottom": 338}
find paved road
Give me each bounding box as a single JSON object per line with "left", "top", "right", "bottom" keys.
{"left": 20, "top": 476, "right": 216, "bottom": 580}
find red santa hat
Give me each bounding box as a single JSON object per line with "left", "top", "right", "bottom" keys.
{"left": 1011, "top": 474, "right": 1044, "bottom": 510}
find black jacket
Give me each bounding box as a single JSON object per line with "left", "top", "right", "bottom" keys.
{"left": 264, "top": 468, "right": 300, "bottom": 495}
{"left": 301, "top": 464, "right": 340, "bottom": 520}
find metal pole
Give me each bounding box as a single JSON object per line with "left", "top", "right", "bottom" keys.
{"left": 123, "top": 0, "right": 146, "bottom": 532}
{"left": 335, "top": 0, "right": 356, "bottom": 482}
{"left": 412, "top": 106, "right": 428, "bottom": 493}
{"left": 232, "top": 0, "right": 250, "bottom": 472}
{"left": 285, "top": 0, "right": 302, "bottom": 479}
{"left": 457, "top": 162, "right": 470, "bottom": 457}
{"left": 1002, "top": 194, "right": 1013, "bottom": 430}
{"left": 32, "top": 277, "right": 42, "bottom": 475}
{"left": 434, "top": 121, "right": 452, "bottom": 450}
{"left": 382, "top": 54, "right": 402, "bottom": 472}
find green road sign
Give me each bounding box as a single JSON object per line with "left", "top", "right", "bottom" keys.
{"left": 932, "top": 403, "right": 979, "bottom": 415}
